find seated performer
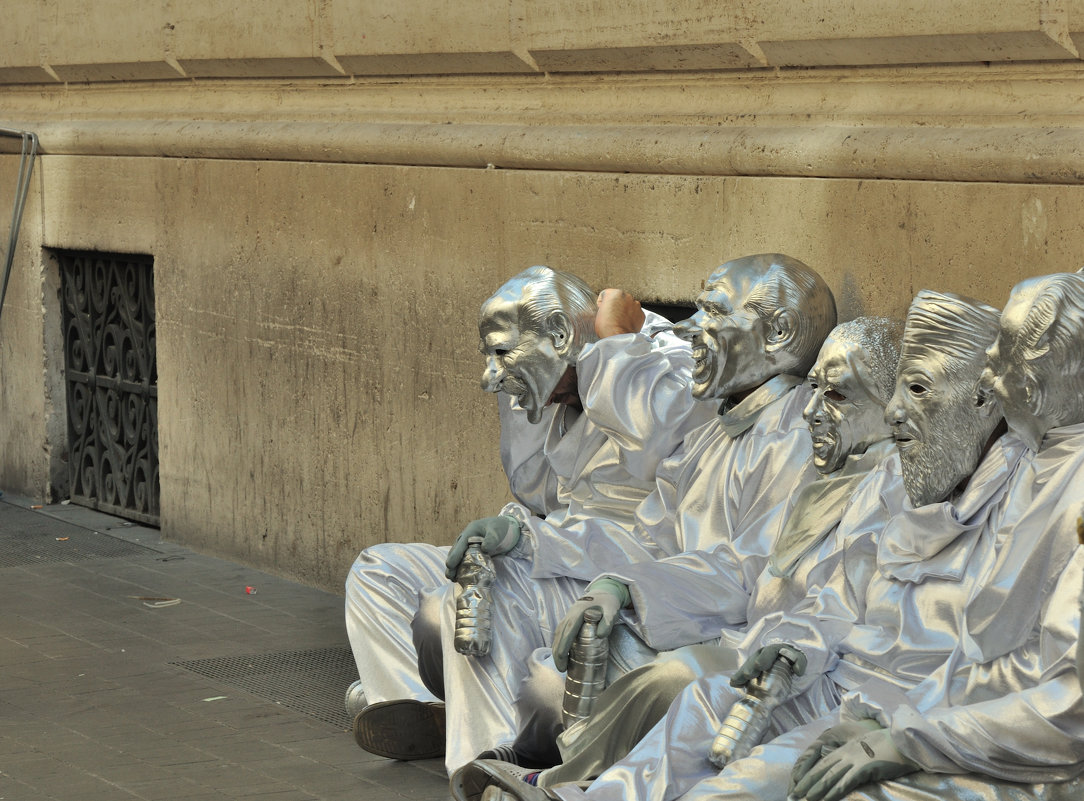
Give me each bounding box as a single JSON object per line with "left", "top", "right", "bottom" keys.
{"left": 457, "top": 288, "right": 1038, "bottom": 801}
{"left": 438, "top": 253, "right": 836, "bottom": 771}
{"left": 346, "top": 266, "right": 715, "bottom": 763}
{"left": 449, "top": 315, "right": 905, "bottom": 794}
{"left": 788, "top": 271, "right": 1084, "bottom": 801}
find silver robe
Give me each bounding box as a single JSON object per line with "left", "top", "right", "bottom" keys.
{"left": 537, "top": 441, "right": 903, "bottom": 787}
{"left": 344, "top": 314, "right": 714, "bottom": 763}
{"left": 440, "top": 377, "right": 819, "bottom": 770}
{"left": 550, "top": 432, "right": 1033, "bottom": 801}
{"left": 834, "top": 422, "right": 1084, "bottom": 801}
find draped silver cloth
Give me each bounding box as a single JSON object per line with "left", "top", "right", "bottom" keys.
{"left": 827, "top": 423, "right": 1084, "bottom": 800}
{"left": 345, "top": 314, "right": 715, "bottom": 770}
{"left": 548, "top": 427, "right": 1084, "bottom": 801}
{"left": 439, "top": 377, "right": 819, "bottom": 770}
{"left": 533, "top": 439, "right": 901, "bottom": 787}
{"left": 611, "top": 435, "right": 890, "bottom": 654}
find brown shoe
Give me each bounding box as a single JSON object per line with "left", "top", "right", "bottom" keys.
{"left": 352, "top": 699, "right": 445, "bottom": 760}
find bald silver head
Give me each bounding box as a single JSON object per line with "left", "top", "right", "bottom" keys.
{"left": 674, "top": 253, "right": 837, "bottom": 401}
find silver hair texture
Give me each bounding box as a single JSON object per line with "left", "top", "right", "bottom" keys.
{"left": 903, "top": 290, "right": 1000, "bottom": 367}
{"left": 1012, "top": 273, "right": 1084, "bottom": 422}
{"left": 829, "top": 316, "right": 904, "bottom": 405}
{"left": 505, "top": 265, "right": 598, "bottom": 348}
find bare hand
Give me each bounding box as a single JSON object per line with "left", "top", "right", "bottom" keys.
{"left": 595, "top": 289, "right": 645, "bottom": 338}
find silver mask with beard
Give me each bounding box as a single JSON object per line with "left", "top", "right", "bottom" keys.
{"left": 886, "top": 291, "right": 1003, "bottom": 507}
{"left": 479, "top": 266, "right": 598, "bottom": 424}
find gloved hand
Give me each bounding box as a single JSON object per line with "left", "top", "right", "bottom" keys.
{"left": 551, "top": 577, "right": 630, "bottom": 671}
{"left": 445, "top": 515, "right": 522, "bottom": 579}
{"left": 790, "top": 718, "right": 882, "bottom": 789}
{"left": 730, "top": 643, "right": 807, "bottom": 688}
{"left": 789, "top": 724, "right": 919, "bottom": 801}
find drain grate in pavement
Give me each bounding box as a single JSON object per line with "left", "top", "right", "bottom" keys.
{"left": 171, "top": 646, "right": 359, "bottom": 730}
{"left": 0, "top": 503, "right": 161, "bottom": 567}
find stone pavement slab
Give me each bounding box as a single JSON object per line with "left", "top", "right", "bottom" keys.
{"left": 0, "top": 495, "right": 451, "bottom": 800}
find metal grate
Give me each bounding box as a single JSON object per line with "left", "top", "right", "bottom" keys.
{"left": 57, "top": 249, "right": 160, "bottom": 526}
{"left": 0, "top": 502, "right": 161, "bottom": 567}
{"left": 171, "top": 646, "right": 359, "bottom": 730}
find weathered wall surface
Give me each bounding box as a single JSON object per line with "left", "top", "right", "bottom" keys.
{"left": 1, "top": 0, "right": 1083, "bottom": 590}
{"left": 0, "top": 157, "right": 51, "bottom": 499}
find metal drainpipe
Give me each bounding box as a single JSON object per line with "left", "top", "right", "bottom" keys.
{"left": 0, "top": 127, "right": 39, "bottom": 326}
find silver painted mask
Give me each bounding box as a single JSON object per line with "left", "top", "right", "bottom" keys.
{"left": 674, "top": 254, "right": 836, "bottom": 401}
{"left": 886, "top": 291, "right": 1002, "bottom": 507}
{"left": 804, "top": 317, "right": 901, "bottom": 474}
{"left": 978, "top": 273, "right": 1084, "bottom": 450}
{"left": 479, "top": 267, "right": 597, "bottom": 424}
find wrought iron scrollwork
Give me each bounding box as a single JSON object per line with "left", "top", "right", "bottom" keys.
{"left": 59, "top": 251, "right": 159, "bottom": 525}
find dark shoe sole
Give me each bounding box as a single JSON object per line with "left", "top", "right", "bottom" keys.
{"left": 353, "top": 700, "right": 445, "bottom": 760}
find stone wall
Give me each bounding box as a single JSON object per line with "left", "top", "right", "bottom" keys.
{"left": 1, "top": 1, "right": 1082, "bottom": 590}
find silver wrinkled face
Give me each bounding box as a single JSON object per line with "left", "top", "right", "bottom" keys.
{"left": 978, "top": 296, "right": 1041, "bottom": 449}
{"left": 673, "top": 262, "right": 770, "bottom": 401}
{"left": 479, "top": 290, "right": 575, "bottom": 425}
{"left": 886, "top": 343, "right": 992, "bottom": 507}
{"left": 803, "top": 337, "right": 891, "bottom": 474}
{"left": 975, "top": 275, "right": 1084, "bottom": 451}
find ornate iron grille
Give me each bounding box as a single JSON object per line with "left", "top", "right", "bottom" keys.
{"left": 58, "top": 250, "right": 159, "bottom": 525}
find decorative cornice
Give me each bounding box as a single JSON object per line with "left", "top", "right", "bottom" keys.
{"left": 2, "top": 64, "right": 1083, "bottom": 183}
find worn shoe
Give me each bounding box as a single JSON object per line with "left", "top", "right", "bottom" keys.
{"left": 450, "top": 759, "right": 553, "bottom": 801}
{"left": 474, "top": 744, "right": 553, "bottom": 770}
{"left": 352, "top": 699, "right": 445, "bottom": 760}
{"left": 482, "top": 786, "right": 554, "bottom": 801}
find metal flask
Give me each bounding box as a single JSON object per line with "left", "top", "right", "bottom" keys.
{"left": 709, "top": 648, "right": 801, "bottom": 768}
{"left": 453, "top": 537, "right": 496, "bottom": 657}
{"left": 562, "top": 609, "right": 610, "bottom": 728}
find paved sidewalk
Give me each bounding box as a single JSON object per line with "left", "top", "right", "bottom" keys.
{"left": 0, "top": 494, "right": 450, "bottom": 801}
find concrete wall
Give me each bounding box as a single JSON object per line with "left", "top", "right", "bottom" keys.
{"left": 1, "top": 0, "right": 1083, "bottom": 590}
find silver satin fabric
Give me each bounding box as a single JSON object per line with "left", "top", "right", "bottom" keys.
{"left": 749, "top": 433, "right": 1027, "bottom": 695}
{"left": 439, "top": 378, "right": 816, "bottom": 770}
{"left": 498, "top": 395, "right": 565, "bottom": 518}
{"left": 827, "top": 423, "right": 1084, "bottom": 800}
{"left": 842, "top": 773, "right": 1084, "bottom": 801}
{"left": 345, "top": 541, "right": 449, "bottom": 705}
{"left": 346, "top": 319, "right": 713, "bottom": 771}
{"left": 548, "top": 431, "right": 1051, "bottom": 801}
{"left": 604, "top": 377, "right": 821, "bottom": 651}
{"left": 535, "top": 441, "right": 900, "bottom": 788}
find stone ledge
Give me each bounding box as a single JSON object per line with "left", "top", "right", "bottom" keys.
{"left": 48, "top": 61, "right": 186, "bottom": 83}
{"left": 3, "top": 119, "right": 1082, "bottom": 184}
{"left": 1, "top": 0, "right": 1082, "bottom": 84}
{"left": 334, "top": 52, "right": 534, "bottom": 76}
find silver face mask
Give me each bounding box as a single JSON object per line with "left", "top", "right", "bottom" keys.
{"left": 803, "top": 318, "right": 901, "bottom": 475}
{"left": 885, "top": 291, "right": 1002, "bottom": 507}
{"left": 675, "top": 261, "right": 770, "bottom": 401}
{"left": 673, "top": 254, "right": 836, "bottom": 401}
{"left": 478, "top": 267, "right": 596, "bottom": 424}
{"left": 978, "top": 273, "right": 1084, "bottom": 450}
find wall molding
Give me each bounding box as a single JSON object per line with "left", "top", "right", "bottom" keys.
{"left": 2, "top": 64, "right": 1083, "bottom": 183}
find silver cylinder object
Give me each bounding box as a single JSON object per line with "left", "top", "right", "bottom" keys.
{"left": 562, "top": 609, "right": 610, "bottom": 728}
{"left": 708, "top": 649, "right": 800, "bottom": 768}
{"left": 453, "top": 537, "right": 496, "bottom": 657}
{"left": 344, "top": 679, "right": 368, "bottom": 717}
